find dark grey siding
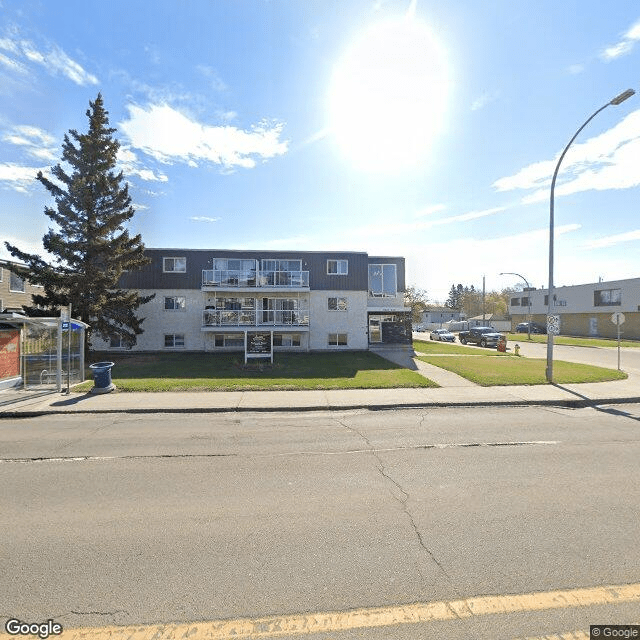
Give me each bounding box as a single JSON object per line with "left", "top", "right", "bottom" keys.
{"left": 368, "top": 256, "right": 406, "bottom": 292}
{"left": 120, "top": 249, "right": 373, "bottom": 291}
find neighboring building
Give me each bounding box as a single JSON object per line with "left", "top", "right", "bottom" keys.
{"left": 0, "top": 260, "right": 44, "bottom": 314}
{"left": 90, "top": 249, "right": 411, "bottom": 352}
{"left": 507, "top": 277, "right": 640, "bottom": 339}
{"left": 420, "top": 307, "right": 463, "bottom": 326}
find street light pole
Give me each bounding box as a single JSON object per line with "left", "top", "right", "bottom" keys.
{"left": 499, "top": 272, "right": 532, "bottom": 339}
{"left": 546, "top": 88, "right": 635, "bottom": 383}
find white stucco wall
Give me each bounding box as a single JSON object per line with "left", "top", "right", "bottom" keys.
{"left": 309, "top": 290, "right": 369, "bottom": 350}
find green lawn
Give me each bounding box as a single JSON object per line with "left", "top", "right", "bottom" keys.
{"left": 413, "top": 339, "right": 512, "bottom": 356}
{"left": 417, "top": 355, "right": 628, "bottom": 386}
{"left": 76, "top": 351, "right": 438, "bottom": 392}
{"left": 506, "top": 333, "right": 640, "bottom": 348}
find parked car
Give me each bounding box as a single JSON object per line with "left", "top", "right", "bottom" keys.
{"left": 515, "top": 322, "right": 547, "bottom": 334}
{"left": 414, "top": 324, "right": 427, "bottom": 332}
{"left": 458, "top": 326, "right": 504, "bottom": 347}
{"left": 429, "top": 328, "right": 456, "bottom": 342}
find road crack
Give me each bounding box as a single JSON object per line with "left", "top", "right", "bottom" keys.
{"left": 335, "top": 416, "right": 475, "bottom": 619}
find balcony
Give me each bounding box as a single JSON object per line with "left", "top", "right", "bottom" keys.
{"left": 202, "top": 269, "right": 309, "bottom": 289}
{"left": 202, "top": 309, "right": 310, "bottom": 328}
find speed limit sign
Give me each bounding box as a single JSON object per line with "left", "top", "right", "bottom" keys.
{"left": 547, "top": 315, "right": 560, "bottom": 335}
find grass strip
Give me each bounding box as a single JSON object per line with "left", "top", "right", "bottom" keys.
{"left": 76, "top": 351, "right": 438, "bottom": 392}
{"left": 417, "top": 355, "right": 628, "bottom": 386}
{"left": 506, "top": 334, "right": 640, "bottom": 348}
{"left": 413, "top": 339, "right": 512, "bottom": 356}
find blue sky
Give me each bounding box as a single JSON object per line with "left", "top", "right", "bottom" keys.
{"left": 1, "top": 0, "right": 639, "bottom": 303}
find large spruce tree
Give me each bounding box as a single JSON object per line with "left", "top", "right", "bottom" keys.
{"left": 5, "top": 93, "right": 153, "bottom": 349}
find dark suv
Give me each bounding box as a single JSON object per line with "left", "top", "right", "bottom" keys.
{"left": 515, "top": 322, "right": 546, "bottom": 334}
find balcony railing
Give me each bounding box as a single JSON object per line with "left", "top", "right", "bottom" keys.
{"left": 203, "top": 309, "right": 310, "bottom": 327}
{"left": 202, "top": 269, "right": 309, "bottom": 288}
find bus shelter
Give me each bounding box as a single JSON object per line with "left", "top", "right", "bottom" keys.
{"left": 0, "top": 313, "right": 88, "bottom": 393}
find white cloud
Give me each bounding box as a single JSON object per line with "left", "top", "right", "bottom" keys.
{"left": 471, "top": 91, "right": 499, "bottom": 112}
{"left": 494, "top": 108, "right": 640, "bottom": 202}
{"left": 0, "top": 162, "right": 46, "bottom": 193}
{"left": 600, "top": 18, "right": 640, "bottom": 60}
{"left": 415, "top": 203, "right": 446, "bottom": 217}
{"left": 120, "top": 103, "right": 289, "bottom": 170}
{"left": 0, "top": 35, "right": 97, "bottom": 85}
{"left": 0, "top": 51, "right": 28, "bottom": 75}
{"left": 117, "top": 146, "right": 168, "bottom": 183}
{"left": 189, "top": 216, "right": 221, "bottom": 223}
{"left": 567, "top": 63, "right": 584, "bottom": 75}
{"left": 582, "top": 229, "right": 640, "bottom": 249}
{"left": 3, "top": 125, "right": 58, "bottom": 162}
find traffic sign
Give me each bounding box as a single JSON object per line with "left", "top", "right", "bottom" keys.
{"left": 61, "top": 322, "right": 69, "bottom": 329}
{"left": 546, "top": 315, "right": 560, "bottom": 335}
{"left": 611, "top": 312, "right": 625, "bottom": 325}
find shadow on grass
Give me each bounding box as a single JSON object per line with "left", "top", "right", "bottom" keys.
{"left": 87, "top": 351, "right": 404, "bottom": 381}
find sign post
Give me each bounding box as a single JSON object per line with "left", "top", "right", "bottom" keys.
{"left": 611, "top": 312, "right": 625, "bottom": 371}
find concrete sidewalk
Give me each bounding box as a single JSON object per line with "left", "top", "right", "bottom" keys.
{"left": 1, "top": 372, "right": 639, "bottom": 417}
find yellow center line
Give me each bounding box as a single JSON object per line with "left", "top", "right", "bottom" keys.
{"left": 2, "top": 582, "right": 639, "bottom": 639}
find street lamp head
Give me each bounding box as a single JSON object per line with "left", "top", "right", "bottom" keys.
{"left": 610, "top": 88, "right": 635, "bottom": 105}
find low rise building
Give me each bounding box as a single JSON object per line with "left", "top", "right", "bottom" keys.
{"left": 507, "top": 277, "right": 640, "bottom": 339}
{"left": 0, "top": 260, "right": 44, "bottom": 314}
{"left": 90, "top": 248, "right": 412, "bottom": 352}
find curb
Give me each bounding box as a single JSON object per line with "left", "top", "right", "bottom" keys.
{"left": 3, "top": 396, "right": 640, "bottom": 418}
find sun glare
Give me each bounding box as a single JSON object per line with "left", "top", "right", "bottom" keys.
{"left": 329, "top": 15, "right": 449, "bottom": 173}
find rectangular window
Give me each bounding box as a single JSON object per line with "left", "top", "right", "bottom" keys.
{"left": 163, "top": 257, "right": 186, "bottom": 273}
{"left": 327, "top": 259, "right": 348, "bottom": 275}
{"left": 594, "top": 289, "right": 621, "bottom": 307}
{"left": 109, "top": 335, "right": 123, "bottom": 349}
{"left": 520, "top": 297, "right": 530, "bottom": 306}
{"left": 328, "top": 297, "right": 348, "bottom": 311}
{"left": 9, "top": 271, "right": 25, "bottom": 293}
{"left": 511, "top": 297, "right": 520, "bottom": 307}
{"left": 0, "top": 267, "right": 3, "bottom": 281}
{"left": 328, "top": 333, "right": 347, "bottom": 346}
{"left": 213, "top": 334, "right": 244, "bottom": 348}
{"left": 273, "top": 334, "right": 301, "bottom": 347}
{"left": 368, "top": 264, "right": 397, "bottom": 297}
{"left": 164, "top": 296, "right": 186, "bottom": 310}
{"left": 164, "top": 334, "right": 185, "bottom": 348}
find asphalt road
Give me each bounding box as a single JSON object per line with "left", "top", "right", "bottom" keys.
{"left": 1, "top": 406, "right": 640, "bottom": 639}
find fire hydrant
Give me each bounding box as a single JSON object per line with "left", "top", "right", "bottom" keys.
{"left": 514, "top": 344, "right": 520, "bottom": 356}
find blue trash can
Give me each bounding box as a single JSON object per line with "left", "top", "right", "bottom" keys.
{"left": 89, "top": 361, "right": 115, "bottom": 394}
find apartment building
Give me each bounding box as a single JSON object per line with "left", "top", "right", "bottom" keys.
{"left": 90, "top": 249, "right": 411, "bottom": 352}
{"left": 0, "top": 261, "right": 44, "bottom": 313}
{"left": 507, "top": 277, "right": 640, "bottom": 339}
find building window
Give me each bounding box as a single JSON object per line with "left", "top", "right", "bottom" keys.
{"left": 163, "top": 257, "right": 186, "bottom": 273}
{"left": 0, "top": 267, "right": 3, "bottom": 281}
{"left": 328, "top": 333, "right": 347, "bottom": 346}
{"left": 368, "top": 264, "right": 397, "bottom": 297}
{"left": 164, "top": 334, "right": 185, "bottom": 348}
{"left": 511, "top": 297, "right": 520, "bottom": 306}
{"left": 594, "top": 289, "right": 621, "bottom": 307}
{"left": 109, "top": 335, "right": 123, "bottom": 349}
{"left": 327, "top": 259, "right": 348, "bottom": 275}
{"left": 213, "top": 334, "right": 244, "bottom": 348}
{"left": 164, "top": 296, "right": 186, "bottom": 311}
{"left": 273, "top": 333, "right": 301, "bottom": 347}
{"left": 520, "top": 297, "right": 530, "bottom": 306}
{"left": 9, "top": 271, "right": 25, "bottom": 293}
{"left": 328, "top": 297, "right": 348, "bottom": 311}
